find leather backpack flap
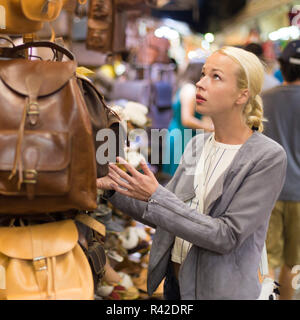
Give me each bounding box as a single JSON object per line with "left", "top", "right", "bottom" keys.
{"left": 0, "top": 59, "right": 97, "bottom": 214}
{"left": 0, "top": 220, "right": 94, "bottom": 300}
{"left": 0, "top": 0, "right": 43, "bottom": 34}
{"left": 21, "top": 0, "right": 64, "bottom": 22}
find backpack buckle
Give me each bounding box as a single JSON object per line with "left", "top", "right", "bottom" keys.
{"left": 27, "top": 101, "right": 40, "bottom": 126}
{"left": 27, "top": 102, "right": 40, "bottom": 116}
{"left": 23, "top": 170, "right": 37, "bottom": 184}
{"left": 33, "top": 256, "right": 47, "bottom": 272}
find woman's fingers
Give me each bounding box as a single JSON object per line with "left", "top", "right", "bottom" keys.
{"left": 96, "top": 176, "right": 114, "bottom": 190}
{"left": 108, "top": 172, "right": 134, "bottom": 191}
{"left": 116, "top": 157, "right": 140, "bottom": 178}
{"left": 108, "top": 167, "right": 121, "bottom": 179}
{"left": 96, "top": 178, "right": 104, "bottom": 189}
{"left": 109, "top": 163, "right": 135, "bottom": 184}
{"left": 139, "top": 159, "right": 153, "bottom": 177}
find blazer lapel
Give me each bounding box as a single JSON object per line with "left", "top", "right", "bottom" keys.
{"left": 205, "top": 131, "right": 260, "bottom": 216}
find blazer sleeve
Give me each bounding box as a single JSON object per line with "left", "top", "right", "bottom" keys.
{"left": 142, "top": 146, "right": 287, "bottom": 254}
{"left": 106, "top": 138, "right": 190, "bottom": 229}
{"left": 108, "top": 191, "right": 156, "bottom": 228}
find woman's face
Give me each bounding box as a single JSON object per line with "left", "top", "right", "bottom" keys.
{"left": 195, "top": 52, "right": 244, "bottom": 116}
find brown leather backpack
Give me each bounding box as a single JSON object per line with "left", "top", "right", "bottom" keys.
{"left": 77, "top": 75, "right": 125, "bottom": 178}
{"left": 0, "top": 41, "right": 97, "bottom": 215}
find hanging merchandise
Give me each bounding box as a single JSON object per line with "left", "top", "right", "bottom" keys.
{"left": 0, "top": 219, "right": 94, "bottom": 300}
{"left": 152, "top": 80, "right": 172, "bottom": 110}
{"left": 0, "top": 0, "right": 69, "bottom": 35}
{"left": 77, "top": 74, "right": 125, "bottom": 178}
{"left": 86, "top": 0, "right": 115, "bottom": 52}
{"left": 136, "top": 32, "right": 171, "bottom": 65}
{"left": 86, "top": 0, "right": 127, "bottom": 53}
{"left": 110, "top": 79, "right": 152, "bottom": 107}
{"left": 0, "top": 40, "right": 98, "bottom": 214}
{"left": 76, "top": 213, "right": 107, "bottom": 290}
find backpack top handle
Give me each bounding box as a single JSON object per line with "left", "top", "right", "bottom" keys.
{"left": 0, "top": 40, "right": 75, "bottom": 61}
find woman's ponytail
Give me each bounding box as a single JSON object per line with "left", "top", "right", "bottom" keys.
{"left": 244, "top": 94, "right": 264, "bottom": 132}
{"left": 219, "top": 46, "right": 266, "bottom": 132}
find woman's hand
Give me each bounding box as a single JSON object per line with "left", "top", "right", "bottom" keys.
{"left": 108, "top": 157, "right": 159, "bottom": 202}
{"left": 96, "top": 167, "right": 120, "bottom": 190}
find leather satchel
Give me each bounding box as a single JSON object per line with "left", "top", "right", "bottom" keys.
{"left": 0, "top": 41, "right": 97, "bottom": 214}
{"left": 77, "top": 75, "right": 125, "bottom": 177}
{"left": 0, "top": 219, "right": 94, "bottom": 300}
{"left": 0, "top": 0, "right": 68, "bottom": 35}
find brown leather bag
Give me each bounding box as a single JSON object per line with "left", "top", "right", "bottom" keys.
{"left": 0, "top": 219, "right": 94, "bottom": 300}
{"left": 0, "top": 41, "right": 97, "bottom": 215}
{"left": 86, "top": 0, "right": 130, "bottom": 53}
{"left": 0, "top": 0, "right": 68, "bottom": 35}
{"left": 86, "top": 0, "right": 114, "bottom": 53}
{"left": 77, "top": 75, "right": 125, "bottom": 178}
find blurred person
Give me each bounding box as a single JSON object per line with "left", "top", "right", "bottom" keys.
{"left": 96, "top": 46, "right": 287, "bottom": 300}
{"left": 162, "top": 61, "right": 214, "bottom": 176}
{"left": 262, "top": 40, "right": 300, "bottom": 300}
{"left": 244, "top": 42, "right": 280, "bottom": 92}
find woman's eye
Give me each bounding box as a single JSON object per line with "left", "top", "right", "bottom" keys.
{"left": 213, "top": 74, "right": 221, "bottom": 80}
{"left": 200, "top": 72, "right": 205, "bottom": 79}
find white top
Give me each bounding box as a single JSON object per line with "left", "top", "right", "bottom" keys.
{"left": 171, "top": 133, "right": 242, "bottom": 264}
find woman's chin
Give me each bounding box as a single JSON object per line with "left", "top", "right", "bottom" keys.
{"left": 196, "top": 106, "right": 209, "bottom": 115}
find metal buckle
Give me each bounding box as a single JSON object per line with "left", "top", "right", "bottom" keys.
{"left": 27, "top": 102, "right": 40, "bottom": 116}
{"left": 23, "top": 170, "right": 37, "bottom": 184}
{"left": 33, "top": 256, "right": 47, "bottom": 272}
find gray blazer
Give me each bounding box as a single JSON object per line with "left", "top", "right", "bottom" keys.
{"left": 108, "top": 131, "right": 287, "bottom": 299}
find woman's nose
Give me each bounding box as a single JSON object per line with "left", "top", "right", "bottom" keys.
{"left": 196, "top": 77, "right": 206, "bottom": 90}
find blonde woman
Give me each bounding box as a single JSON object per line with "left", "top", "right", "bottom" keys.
{"left": 97, "top": 47, "right": 287, "bottom": 299}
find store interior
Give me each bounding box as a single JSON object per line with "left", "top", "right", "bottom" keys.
{"left": 0, "top": 0, "right": 299, "bottom": 300}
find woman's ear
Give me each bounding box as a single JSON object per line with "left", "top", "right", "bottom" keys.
{"left": 236, "top": 89, "right": 250, "bottom": 106}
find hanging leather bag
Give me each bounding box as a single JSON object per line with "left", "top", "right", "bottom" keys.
{"left": 77, "top": 75, "right": 125, "bottom": 178}
{"left": 0, "top": 0, "right": 68, "bottom": 34}
{"left": 0, "top": 219, "right": 94, "bottom": 300}
{"left": 86, "top": 0, "right": 114, "bottom": 52}
{"left": 0, "top": 41, "right": 97, "bottom": 215}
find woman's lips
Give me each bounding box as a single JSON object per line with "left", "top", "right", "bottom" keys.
{"left": 196, "top": 94, "right": 207, "bottom": 103}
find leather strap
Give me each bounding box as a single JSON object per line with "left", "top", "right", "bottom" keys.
{"left": 0, "top": 41, "right": 75, "bottom": 61}
{"left": 75, "top": 213, "right": 106, "bottom": 238}
{"left": 8, "top": 100, "right": 28, "bottom": 190}
{"left": 25, "top": 72, "right": 42, "bottom": 126}
{"left": 23, "top": 147, "right": 39, "bottom": 200}
{"left": 0, "top": 35, "right": 15, "bottom": 47}
{"left": 8, "top": 74, "right": 42, "bottom": 191}
{"left": 29, "top": 225, "right": 49, "bottom": 299}
{"left": 11, "top": 41, "right": 75, "bottom": 60}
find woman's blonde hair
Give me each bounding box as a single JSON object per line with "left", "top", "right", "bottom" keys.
{"left": 217, "top": 46, "right": 266, "bottom": 132}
